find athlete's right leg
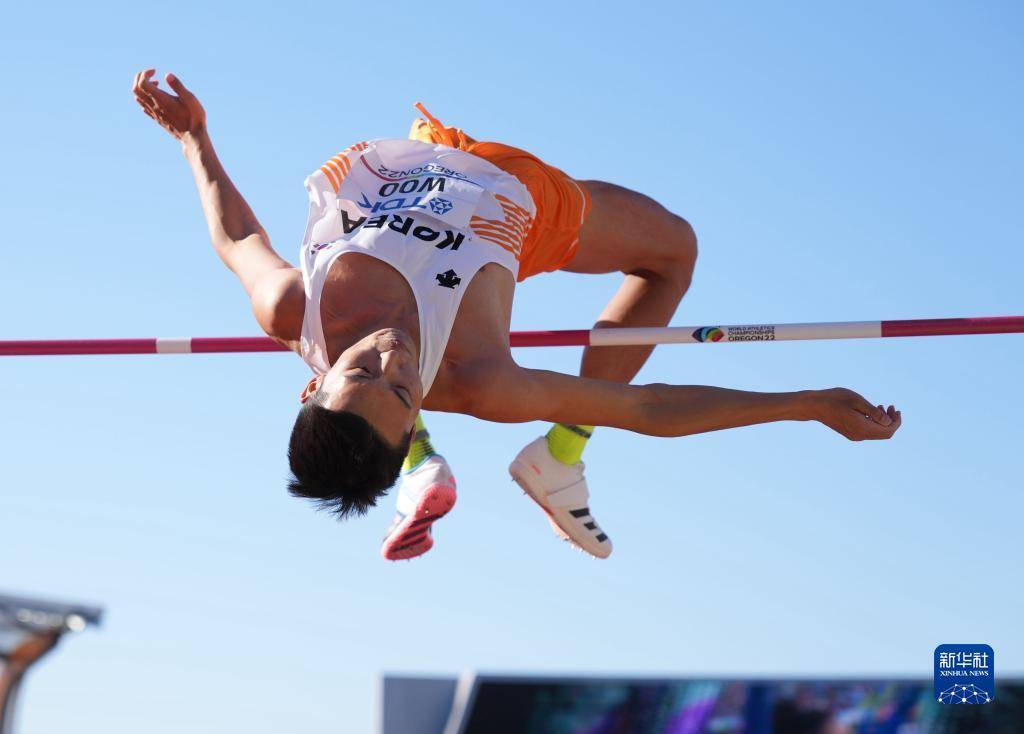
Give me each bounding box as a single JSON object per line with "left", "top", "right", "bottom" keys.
{"left": 511, "top": 181, "right": 697, "bottom": 559}
{"left": 565, "top": 180, "right": 698, "bottom": 381}
{"left": 381, "top": 414, "right": 457, "bottom": 561}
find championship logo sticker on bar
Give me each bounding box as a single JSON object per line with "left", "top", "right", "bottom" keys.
{"left": 934, "top": 644, "right": 994, "bottom": 704}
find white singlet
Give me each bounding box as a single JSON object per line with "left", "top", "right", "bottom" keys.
{"left": 298, "top": 138, "right": 536, "bottom": 396}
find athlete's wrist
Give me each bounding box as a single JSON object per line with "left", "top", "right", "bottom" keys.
{"left": 790, "top": 390, "right": 823, "bottom": 422}
{"left": 180, "top": 127, "right": 212, "bottom": 159}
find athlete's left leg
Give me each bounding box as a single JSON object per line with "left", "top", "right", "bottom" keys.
{"left": 510, "top": 180, "right": 696, "bottom": 559}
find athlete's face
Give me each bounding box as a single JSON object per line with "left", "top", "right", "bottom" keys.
{"left": 299, "top": 328, "right": 422, "bottom": 447}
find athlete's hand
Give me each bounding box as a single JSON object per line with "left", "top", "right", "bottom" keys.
{"left": 132, "top": 69, "right": 206, "bottom": 142}
{"left": 811, "top": 388, "right": 901, "bottom": 441}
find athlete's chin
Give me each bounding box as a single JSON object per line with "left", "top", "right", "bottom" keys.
{"left": 372, "top": 327, "right": 414, "bottom": 352}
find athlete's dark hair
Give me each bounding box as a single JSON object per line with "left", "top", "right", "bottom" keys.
{"left": 287, "top": 396, "right": 410, "bottom": 519}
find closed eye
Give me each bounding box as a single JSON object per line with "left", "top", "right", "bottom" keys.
{"left": 347, "top": 368, "right": 410, "bottom": 407}
{"left": 393, "top": 386, "right": 412, "bottom": 409}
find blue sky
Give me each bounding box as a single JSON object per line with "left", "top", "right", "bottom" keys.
{"left": 1, "top": 1, "right": 1021, "bottom": 732}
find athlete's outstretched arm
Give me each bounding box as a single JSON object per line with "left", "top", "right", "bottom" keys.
{"left": 131, "top": 69, "right": 294, "bottom": 299}
{"left": 466, "top": 366, "right": 901, "bottom": 441}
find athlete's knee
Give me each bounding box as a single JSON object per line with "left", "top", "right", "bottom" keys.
{"left": 669, "top": 214, "right": 698, "bottom": 269}
{"left": 655, "top": 211, "right": 697, "bottom": 291}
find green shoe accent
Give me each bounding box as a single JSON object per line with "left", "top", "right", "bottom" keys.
{"left": 402, "top": 413, "right": 437, "bottom": 473}
{"left": 545, "top": 423, "right": 594, "bottom": 465}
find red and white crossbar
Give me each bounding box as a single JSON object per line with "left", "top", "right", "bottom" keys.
{"left": 1, "top": 316, "right": 1021, "bottom": 356}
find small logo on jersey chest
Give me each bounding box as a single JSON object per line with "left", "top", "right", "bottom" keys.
{"left": 436, "top": 270, "right": 461, "bottom": 289}
{"left": 429, "top": 198, "right": 454, "bottom": 216}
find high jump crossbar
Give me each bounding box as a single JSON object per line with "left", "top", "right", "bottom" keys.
{"left": 1, "top": 316, "right": 1021, "bottom": 356}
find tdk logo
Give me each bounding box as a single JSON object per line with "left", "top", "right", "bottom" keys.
{"left": 358, "top": 193, "right": 427, "bottom": 214}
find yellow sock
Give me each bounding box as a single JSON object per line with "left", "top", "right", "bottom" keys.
{"left": 545, "top": 423, "right": 594, "bottom": 465}
{"left": 402, "top": 414, "right": 436, "bottom": 472}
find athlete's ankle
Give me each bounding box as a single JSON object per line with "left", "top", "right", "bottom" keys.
{"left": 545, "top": 423, "right": 594, "bottom": 465}
{"left": 402, "top": 414, "right": 437, "bottom": 473}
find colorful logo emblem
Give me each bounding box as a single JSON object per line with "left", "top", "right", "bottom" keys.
{"left": 692, "top": 326, "right": 725, "bottom": 342}
{"left": 429, "top": 198, "right": 454, "bottom": 216}
{"left": 935, "top": 644, "right": 994, "bottom": 704}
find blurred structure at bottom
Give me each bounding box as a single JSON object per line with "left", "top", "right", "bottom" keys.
{"left": 0, "top": 592, "right": 102, "bottom": 734}
{"left": 381, "top": 673, "right": 1023, "bottom": 734}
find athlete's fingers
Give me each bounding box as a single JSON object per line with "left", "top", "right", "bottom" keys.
{"left": 135, "top": 93, "right": 162, "bottom": 123}
{"left": 133, "top": 84, "right": 154, "bottom": 104}
{"left": 140, "top": 70, "right": 167, "bottom": 105}
{"left": 146, "top": 82, "right": 178, "bottom": 108}
{"left": 858, "top": 410, "right": 896, "bottom": 439}
{"left": 133, "top": 73, "right": 154, "bottom": 108}
{"left": 882, "top": 408, "right": 900, "bottom": 434}
{"left": 849, "top": 393, "right": 882, "bottom": 421}
{"left": 165, "top": 73, "right": 199, "bottom": 107}
{"left": 165, "top": 73, "right": 188, "bottom": 96}
{"left": 134, "top": 74, "right": 159, "bottom": 107}
{"left": 137, "top": 68, "right": 156, "bottom": 94}
{"left": 133, "top": 91, "right": 156, "bottom": 117}
{"left": 137, "top": 70, "right": 170, "bottom": 104}
{"left": 138, "top": 97, "right": 170, "bottom": 128}
{"left": 132, "top": 69, "right": 151, "bottom": 92}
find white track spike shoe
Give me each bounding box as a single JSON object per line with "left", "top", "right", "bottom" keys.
{"left": 509, "top": 437, "right": 612, "bottom": 559}
{"left": 381, "top": 456, "right": 457, "bottom": 561}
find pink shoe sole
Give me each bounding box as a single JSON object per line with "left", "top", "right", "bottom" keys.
{"left": 381, "top": 483, "right": 457, "bottom": 561}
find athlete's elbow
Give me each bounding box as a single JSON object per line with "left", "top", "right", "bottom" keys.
{"left": 250, "top": 269, "right": 302, "bottom": 338}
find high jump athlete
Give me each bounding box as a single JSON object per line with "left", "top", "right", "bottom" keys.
{"left": 132, "top": 69, "right": 901, "bottom": 560}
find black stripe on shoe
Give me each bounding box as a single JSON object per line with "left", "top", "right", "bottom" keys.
{"left": 584, "top": 521, "right": 597, "bottom": 530}
{"left": 561, "top": 424, "right": 593, "bottom": 439}
{"left": 569, "top": 508, "right": 590, "bottom": 518}
{"left": 595, "top": 533, "right": 608, "bottom": 543}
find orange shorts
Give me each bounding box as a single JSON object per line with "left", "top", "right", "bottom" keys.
{"left": 410, "top": 104, "right": 591, "bottom": 281}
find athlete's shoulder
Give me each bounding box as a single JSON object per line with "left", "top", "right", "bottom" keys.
{"left": 250, "top": 268, "right": 304, "bottom": 346}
